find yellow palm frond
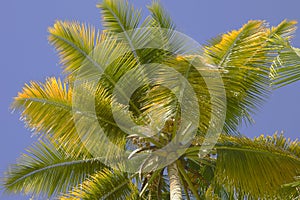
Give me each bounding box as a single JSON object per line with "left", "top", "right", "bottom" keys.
{"left": 12, "top": 77, "right": 130, "bottom": 155}
{"left": 204, "top": 20, "right": 297, "bottom": 134}
{"left": 48, "top": 21, "right": 101, "bottom": 79}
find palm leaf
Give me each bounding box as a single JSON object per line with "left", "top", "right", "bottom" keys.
{"left": 97, "top": 0, "right": 142, "bottom": 59}
{"left": 48, "top": 21, "right": 101, "bottom": 79}
{"left": 12, "top": 77, "right": 84, "bottom": 152}
{"left": 97, "top": 0, "right": 141, "bottom": 34}
{"left": 267, "top": 20, "right": 299, "bottom": 88}
{"left": 147, "top": 0, "right": 175, "bottom": 30}
{"left": 61, "top": 169, "right": 138, "bottom": 200}
{"left": 214, "top": 133, "right": 300, "bottom": 198}
{"left": 139, "top": 56, "right": 224, "bottom": 138}
{"left": 3, "top": 139, "right": 105, "bottom": 198}
{"left": 97, "top": 0, "right": 178, "bottom": 65}
{"left": 12, "top": 77, "right": 131, "bottom": 155}
{"left": 282, "top": 176, "right": 300, "bottom": 199}
{"left": 204, "top": 20, "right": 297, "bottom": 134}
{"left": 270, "top": 42, "right": 300, "bottom": 87}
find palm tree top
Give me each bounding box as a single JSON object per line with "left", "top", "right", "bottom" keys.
{"left": 2, "top": 0, "right": 300, "bottom": 199}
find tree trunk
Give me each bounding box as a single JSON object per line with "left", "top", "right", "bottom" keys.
{"left": 167, "top": 162, "right": 183, "bottom": 200}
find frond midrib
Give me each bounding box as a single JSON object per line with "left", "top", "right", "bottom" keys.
{"left": 104, "top": 4, "right": 139, "bottom": 59}
{"left": 51, "top": 34, "right": 102, "bottom": 72}
{"left": 218, "top": 30, "right": 243, "bottom": 67}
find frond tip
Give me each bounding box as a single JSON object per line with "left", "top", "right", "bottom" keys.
{"left": 97, "top": 0, "right": 141, "bottom": 33}
{"left": 48, "top": 21, "right": 101, "bottom": 78}
{"left": 11, "top": 77, "right": 85, "bottom": 152}
{"left": 3, "top": 139, "right": 105, "bottom": 198}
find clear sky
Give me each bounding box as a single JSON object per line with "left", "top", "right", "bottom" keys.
{"left": 1, "top": 0, "right": 300, "bottom": 199}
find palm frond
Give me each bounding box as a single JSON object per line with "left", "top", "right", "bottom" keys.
{"left": 267, "top": 20, "right": 299, "bottom": 88}
{"left": 271, "top": 43, "right": 300, "bottom": 87}
{"left": 97, "top": 0, "right": 141, "bottom": 34}
{"left": 61, "top": 169, "right": 138, "bottom": 200}
{"left": 282, "top": 176, "right": 300, "bottom": 199}
{"left": 48, "top": 21, "right": 101, "bottom": 79}
{"left": 214, "top": 133, "right": 300, "bottom": 198}
{"left": 139, "top": 56, "right": 225, "bottom": 139}
{"left": 5, "top": 1, "right": 300, "bottom": 199}
{"left": 267, "top": 19, "right": 297, "bottom": 41}
{"left": 204, "top": 20, "right": 267, "bottom": 66}
{"left": 204, "top": 20, "right": 297, "bottom": 134}
{"left": 147, "top": 0, "right": 175, "bottom": 30}
{"left": 12, "top": 77, "right": 131, "bottom": 156}
{"left": 97, "top": 0, "right": 143, "bottom": 60}
{"left": 12, "top": 77, "right": 83, "bottom": 152}
{"left": 3, "top": 139, "right": 105, "bottom": 198}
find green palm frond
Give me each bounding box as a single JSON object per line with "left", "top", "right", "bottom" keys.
{"left": 204, "top": 20, "right": 297, "bottom": 134}
{"left": 48, "top": 18, "right": 172, "bottom": 152}
{"left": 97, "top": 0, "right": 143, "bottom": 60}
{"left": 139, "top": 20, "right": 297, "bottom": 139}
{"left": 48, "top": 21, "right": 101, "bottom": 79}
{"left": 3, "top": 139, "right": 105, "bottom": 198}
{"left": 205, "top": 20, "right": 269, "bottom": 134}
{"left": 267, "top": 20, "right": 299, "bottom": 88}
{"left": 97, "top": 0, "right": 175, "bottom": 68}
{"left": 214, "top": 133, "right": 300, "bottom": 198}
{"left": 282, "top": 176, "right": 300, "bottom": 199}
{"left": 61, "top": 169, "right": 138, "bottom": 200}
{"left": 271, "top": 43, "right": 300, "bottom": 87}
{"left": 147, "top": 0, "right": 175, "bottom": 30}
{"left": 97, "top": 0, "right": 141, "bottom": 34}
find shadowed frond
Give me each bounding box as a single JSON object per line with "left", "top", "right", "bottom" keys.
{"left": 139, "top": 170, "right": 170, "bottom": 200}
{"left": 214, "top": 133, "right": 300, "bottom": 198}
{"left": 60, "top": 169, "right": 138, "bottom": 200}
{"left": 282, "top": 176, "right": 300, "bottom": 199}
{"left": 3, "top": 139, "right": 105, "bottom": 198}
{"left": 48, "top": 21, "right": 101, "bottom": 79}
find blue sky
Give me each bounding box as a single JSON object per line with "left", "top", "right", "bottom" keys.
{"left": 1, "top": 0, "right": 300, "bottom": 199}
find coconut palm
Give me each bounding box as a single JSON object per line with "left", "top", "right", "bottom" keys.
{"left": 3, "top": 0, "right": 300, "bottom": 199}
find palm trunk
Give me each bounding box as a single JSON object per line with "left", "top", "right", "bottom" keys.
{"left": 167, "top": 162, "right": 183, "bottom": 200}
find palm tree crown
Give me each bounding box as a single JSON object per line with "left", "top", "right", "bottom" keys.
{"left": 3, "top": 0, "right": 300, "bottom": 199}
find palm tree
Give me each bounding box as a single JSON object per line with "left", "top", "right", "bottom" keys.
{"left": 3, "top": 0, "right": 300, "bottom": 199}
